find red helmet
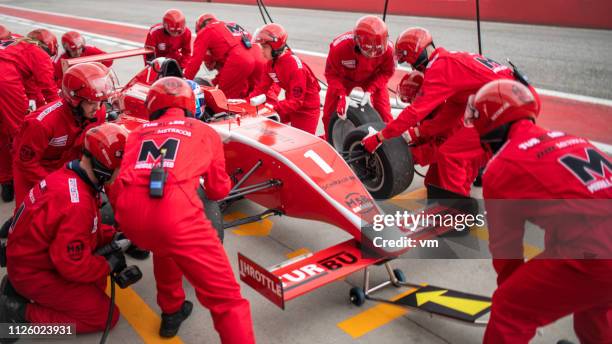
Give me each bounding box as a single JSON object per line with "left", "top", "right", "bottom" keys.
{"left": 145, "top": 77, "right": 196, "bottom": 118}
{"left": 27, "top": 28, "right": 58, "bottom": 57}
{"left": 0, "top": 24, "right": 11, "bottom": 40}
{"left": 253, "top": 23, "right": 287, "bottom": 51}
{"left": 61, "top": 31, "right": 86, "bottom": 57}
{"left": 195, "top": 13, "right": 217, "bottom": 33}
{"left": 397, "top": 70, "right": 424, "bottom": 103}
{"left": 84, "top": 122, "right": 129, "bottom": 171}
{"left": 163, "top": 9, "right": 186, "bottom": 36}
{"left": 62, "top": 62, "right": 118, "bottom": 107}
{"left": 354, "top": 15, "right": 389, "bottom": 58}
{"left": 395, "top": 27, "right": 433, "bottom": 68}
{"left": 468, "top": 79, "right": 540, "bottom": 136}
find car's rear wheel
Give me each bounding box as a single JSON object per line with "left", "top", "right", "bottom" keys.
{"left": 343, "top": 123, "right": 415, "bottom": 199}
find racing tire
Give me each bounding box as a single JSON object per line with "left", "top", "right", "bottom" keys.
{"left": 343, "top": 123, "right": 414, "bottom": 200}
{"left": 198, "top": 187, "right": 225, "bottom": 243}
{"left": 349, "top": 287, "right": 366, "bottom": 307}
{"left": 328, "top": 103, "right": 383, "bottom": 151}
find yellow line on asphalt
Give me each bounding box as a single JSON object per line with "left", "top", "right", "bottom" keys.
{"left": 337, "top": 287, "right": 419, "bottom": 338}
{"left": 391, "top": 187, "right": 427, "bottom": 201}
{"left": 286, "top": 247, "right": 311, "bottom": 259}
{"left": 105, "top": 279, "right": 184, "bottom": 344}
{"left": 225, "top": 211, "right": 274, "bottom": 236}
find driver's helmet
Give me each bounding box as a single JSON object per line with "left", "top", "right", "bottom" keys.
{"left": 186, "top": 79, "right": 206, "bottom": 119}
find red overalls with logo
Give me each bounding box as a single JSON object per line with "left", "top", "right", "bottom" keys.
{"left": 483, "top": 120, "right": 612, "bottom": 344}
{"left": 113, "top": 109, "right": 254, "bottom": 344}
{"left": 382, "top": 48, "right": 539, "bottom": 196}
{"left": 7, "top": 166, "right": 118, "bottom": 332}
{"left": 249, "top": 50, "right": 321, "bottom": 134}
{"left": 323, "top": 31, "right": 395, "bottom": 133}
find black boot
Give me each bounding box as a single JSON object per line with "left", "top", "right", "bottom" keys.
{"left": 472, "top": 168, "right": 484, "bottom": 187}
{"left": 159, "top": 300, "right": 193, "bottom": 338}
{"left": 0, "top": 218, "right": 12, "bottom": 239}
{"left": 0, "top": 293, "right": 28, "bottom": 344}
{"left": 125, "top": 244, "right": 150, "bottom": 260}
{"left": 1, "top": 182, "right": 13, "bottom": 203}
{"left": 0, "top": 276, "right": 28, "bottom": 304}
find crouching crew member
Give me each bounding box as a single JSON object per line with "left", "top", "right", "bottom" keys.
{"left": 1, "top": 123, "right": 129, "bottom": 333}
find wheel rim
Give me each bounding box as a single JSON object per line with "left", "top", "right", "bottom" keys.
{"left": 347, "top": 141, "right": 385, "bottom": 193}
{"left": 332, "top": 119, "right": 357, "bottom": 150}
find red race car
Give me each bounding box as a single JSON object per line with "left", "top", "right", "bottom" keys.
{"left": 63, "top": 51, "right": 490, "bottom": 325}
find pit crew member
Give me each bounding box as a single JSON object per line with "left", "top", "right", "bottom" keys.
{"left": 362, "top": 27, "right": 540, "bottom": 200}
{"left": 1, "top": 123, "right": 129, "bottom": 333}
{"left": 54, "top": 31, "right": 113, "bottom": 87}
{"left": 12, "top": 62, "right": 113, "bottom": 206}
{"left": 322, "top": 15, "right": 395, "bottom": 137}
{"left": 249, "top": 23, "right": 321, "bottom": 134}
{"left": 184, "top": 13, "right": 263, "bottom": 99}
{"left": 144, "top": 9, "right": 192, "bottom": 68}
{"left": 465, "top": 79, "right": 612, "bottom": 344}
{"left": 0, "top": 29, "right": 59, "bottom": 203}
{"left": 113, "top": 77, "right": 255, "bottom": 342}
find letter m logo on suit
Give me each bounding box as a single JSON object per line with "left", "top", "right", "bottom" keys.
{"left": 559, "top": 148, "right": 612, "bottom": 193}
{"left": 138, "top": 138, "right": 180, "bottom": 163}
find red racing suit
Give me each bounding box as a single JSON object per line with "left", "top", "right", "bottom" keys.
{"left": 323, "top": 31, "right": 395, "bottom": 133}
{"left": 6, "top": 164, "right": 118, "bottom": 333}
{"left": 185, "top": 21, "right": 258, "bottom": 99}
{"left": 11, "top": 100, "right": 105, "bottom": 206}
{"left": 0, "top": 39, "right": 59, "bottom": 184}
{"left": 409, "top": 100, "right": 467, "bottom": 188}
{"left": 113, "top": 109, "right": 254, "bottom": 344}
{"left": 53, "top": 46, "right": 113, "bottom": 88}
{"left": 381, "top": 48, "right": 534, "bottom": 196}
{"left": 144, "top": 23, "right": 192, "bottom": 68}
{"left": 249, "top": 50, "right": 321, "bottom": 134}
{"left": 482, "top": 120, "right": 612, "bottom": 344}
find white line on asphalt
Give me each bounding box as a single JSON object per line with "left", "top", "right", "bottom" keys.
{"left": 0, "top": 14, "right": 137, "bottom": 49}
{"left": 0, "top": 4, "right": 150, "bottom": 29}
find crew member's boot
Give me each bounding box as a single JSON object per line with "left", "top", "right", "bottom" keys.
{"left": 0, "top": 290, "right": 28, "bottom": 344}
{"left": 159, "top": 300, "right": 193, "bottom": 338}
{"left": 125, "top": 244, "right": 151, "bottom": 260}
{"left": 1, "top": 182, "right": 13, "bottom": 203}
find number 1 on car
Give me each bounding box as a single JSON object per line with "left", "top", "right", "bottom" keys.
{"left": 304, "top": 150, "right": 333, "bottom": 174}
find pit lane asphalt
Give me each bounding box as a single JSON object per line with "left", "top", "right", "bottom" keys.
{"left": 2, "top": 0, "right": 612, "bottom": 99}
{"left": 0, "top": 1, "right": 589, "bottom": 343}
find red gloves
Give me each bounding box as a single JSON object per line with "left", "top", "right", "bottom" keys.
{"left": 361, "top": 126, "right": 383, "bottom": 153}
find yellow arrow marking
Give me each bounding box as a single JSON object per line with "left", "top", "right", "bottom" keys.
{"left": 416, "top": 289, "right": 491, "bottom": 316}
{"left": 224, "top": 211, "right": 273, "bottom": 236}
